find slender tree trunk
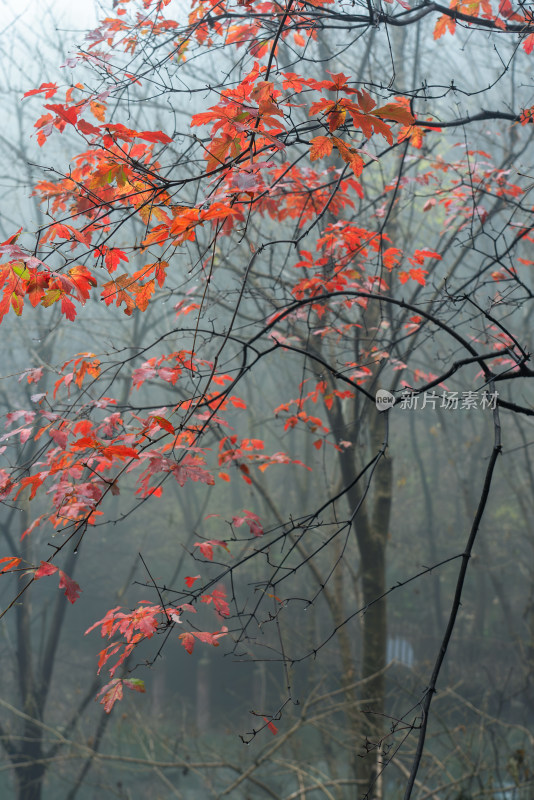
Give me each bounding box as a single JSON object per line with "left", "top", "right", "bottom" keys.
{"left": 196, "top": 656, "right": 211, "bottom": 733}
{"left": 13, "top": 730, "right": 45, "bottom": 800}
{"left": 341, "top": 410, "right": 391, "bottom": 798}
{"left": 13, "top": 494, "right": 46, "bottom": 800}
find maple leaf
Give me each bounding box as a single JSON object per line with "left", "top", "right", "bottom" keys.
{"left": 232, "top": 509, "right": 263, "bottom": 536}
{"left": 230, "top": 396, "right": 247, "bottom": 409}
{"left": 103, "top": 248, "right": 128, "bottom": 273}
{"left": 193, "top": 540, "right": 230, "bottom": 560}
{"left": 373, "top": 103, "right": 414, "bottom": 125}
{"left": 34, "top": 561, "right": 58, "bottom": 579}
{"left": 179, "top": 626, "right": 228, "bottom": 654}
{"left": 399, "top": 124, "right": 424, "bottom": 148}
{"left": 434, "top": 14, "right": 456, "bottom": 39}
{"left": 409, "top": 248, "right": 442, "bottom": 265}
{"left": 185, "top": 575, "right": 201, "bottom": 587}
{"left": 201, "top": 588, "right": 230, "bottom": 617}
{"left": 205, "top": 134, "right": 240, "bottom": 173}
{"left": 152, "top": 415, "right": 175, "bottom": 434}
{"left": 409, "top": 268, "right": 428, "bottom": 285}
{"left": 90, "top": 100, "right": 106, "bottom": 122}
{"left": 140, "top": 224, "right": 171, "bottom": 251}
{"left": 44, "top": 103, "right": 79, "bottom": 126}
{"left": 77, "top": 119, "right": 101, "bottom": 137}
{"left": 23, "top": 83, "right": 58, "bottom": 99}
{"left": 383, "top": 247, "right": 403, "bottom": 270}
{"left": 0, "top": 556, "right": 21, "bottom": 573}
{"left": 179, "top": 632, "right": 195, "bottom": 654}
{"left": 172, "top": 454, "right": 214, "bottom": 487}
{"left": 96, "top": 679, "right": 123, "bottom": 713}
{"left": 138, "top": 130, "right": 173, "bottom": 143}
{"left": 61, "top": 297, "right": 77, "bottom": 321}
{"left": 332, "top": 137, "right": 364, "bottom": 178}
{"left": 200, "top": 202, "right": 238, "bottom": 223}
{"left": 309, "top": 136, "right": 333, "bottom": 161}
{"left": 398, "top": 268, "right": 428, "bottom": 285}
{"left": 58, "top": 570, "right": 82, "bottom": 603}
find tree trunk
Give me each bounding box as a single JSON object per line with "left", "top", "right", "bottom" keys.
{"left": 13, "top": 721, "right": 45, "bottom": 800}
{"left": 344, "top": 411, "right": 391, "bottom": 798}
{"left": 196, "top": 656, "right": 211, "bottom": 733}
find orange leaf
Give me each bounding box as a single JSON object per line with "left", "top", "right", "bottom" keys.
{"left": 434, "top": 14, "right": 456, "bottom": 39}
{"left": 373, "top": 103, "right": 414, "bottom": 125}
{"left": 0, "top": 556, "right": 21, "bottom": 573}
{"left": 309, "top": 136, "right": 333, "bottom": 161}
{"left": 90, "top": 101, "right": 106, "bottom": 122}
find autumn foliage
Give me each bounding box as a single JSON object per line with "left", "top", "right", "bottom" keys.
{"left": 0, "top": 0, "right": 533, "bottom": 766}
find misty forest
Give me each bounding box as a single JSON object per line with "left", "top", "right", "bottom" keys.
{"left": 0, "top": 0, "right": 533, "bottom": 797}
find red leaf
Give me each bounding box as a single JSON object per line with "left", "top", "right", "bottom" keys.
{"left": 104, "top": 249, "right": 128, "bottom": 273}
{"left": 231, "top": 510, "right": 263, "bottom": 537}
{"left": 263, "top": 716, "right": 278, "bottom": 735}
{"left": 498, "top": 0, "right": 514, "bottom": 15}
{"left": 35, "top": 561, "right": 58, "bottom": 579}
{"left": 23, "top": 82, "right": 58, "bottom": 99}
{"left": 61, "top": 296, "right": 77, "bottom": 321}
{"left": 172, "top": 455, "right": 214, "bottom": 487}
{"left": 179, "top": 626, "right": 228, "bottom": 653}
{"left": 138, "top": 130, "right": 173, "bottom": 144}
{"left": 230, "top": 396, "right": 247, "bottom": 409}
{"left": 96, "top": 679, "right": 123, "bottom": 713}
{"left": 77, "top": 119, "right": 101, "bottom": 136}
{"left": 58, "top": 570, "right": 82, "bottom": 603}
{"left": 201, "top": 588, "right": 230, "bottom": 617}
{"left": 179, "top": 632, "right": 195, "bottom": 653}
{"left": 408, "top": 268, "right": 428, "bottom": 286}
{"left": 44, "top": 103, "right": 79, "bottom": 126}
{"left": 193, "top": 540, "right": 230, "bottom": 560}
{"left": 152, "top": 415, "right": 175, "bottom": 434}
{"left": 185, "top": 575, "right": 201, "bottom": 587}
